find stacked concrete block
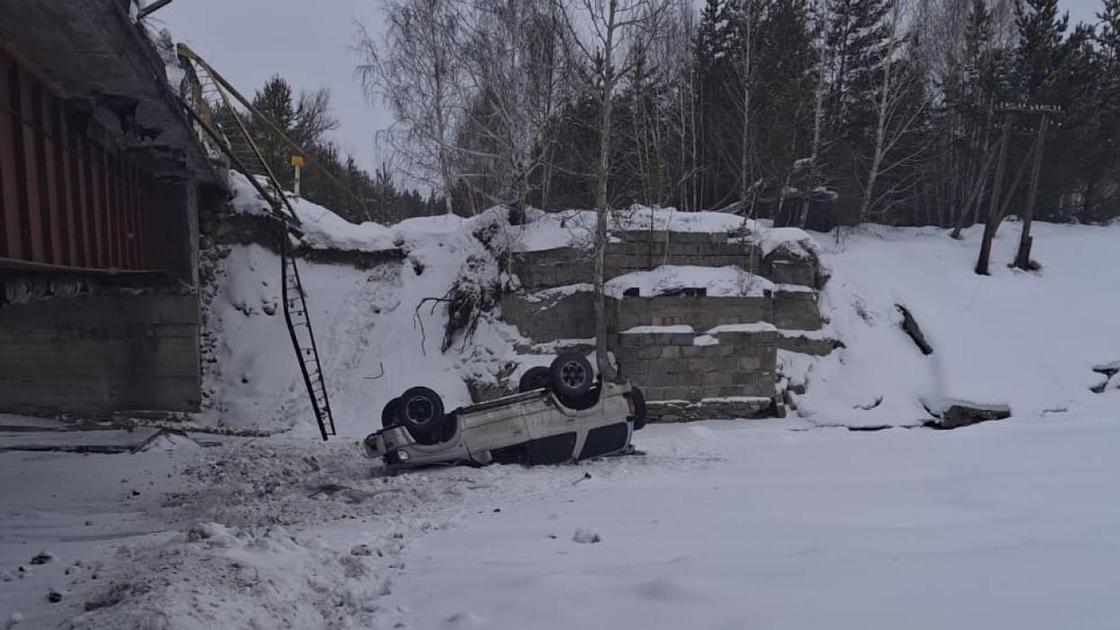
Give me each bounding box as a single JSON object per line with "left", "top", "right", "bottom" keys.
{"left": 647, "top": 397, "right": 774, "bottom": 421}
{"left": 501, "top": 227, "right": 837, "bottom": 422}
{"left": 604, "top": 231, "right": 762, "bottom": 278}
{"left": 776, "top": 331, "right": 842, "bottom": 355}
{"left": 761, "top": 245, "right": 830, "bottom": 289}
{"left": 771, "top": 289, "right": 823, "bottom": 330}
{"left": 511, "top": 248, "right": 594, "bottom": 290}
{"left": 615, "top": 294, "right": 772, "bottom": 332}
{"left": 615, "top": 325, "right": 777, "bottom": 404}
{"left": 499, "top": 287, "right": 599, "bottom": 343}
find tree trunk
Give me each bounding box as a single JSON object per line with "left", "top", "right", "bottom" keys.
{"left": 1014, "top": 115, "right": 1048, "bottom": 270}
{"left": 975, "top": 113, "right": 1012, "bottom": 275}
{"left": 594, "top": 0, "right": 619, "bottom": 383}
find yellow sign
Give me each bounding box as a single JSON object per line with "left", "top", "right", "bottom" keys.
{"left": 290, "top": 155, "right": 305, "bottom": 167}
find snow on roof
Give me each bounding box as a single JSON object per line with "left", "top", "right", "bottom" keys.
{"left": 227, "top": 170, "right": 402, "bottom": 253}
{"left": 605, "top": 265, "right": 775, "bottom": 299}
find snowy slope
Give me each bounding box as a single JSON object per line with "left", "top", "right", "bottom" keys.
{"left": 789, "top": 221, "right": 1120, "bottom": 426}
{"left": 204, "top": 190, "right": 525, "bottom": 438}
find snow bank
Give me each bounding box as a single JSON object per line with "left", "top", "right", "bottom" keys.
{"left": 511, "top": 206, "right": 755, "bottom": 252}
{"left": 228, "top": 171, "right": 397, "bottom": 252}
{"left": 792, "top": 221, "right": 1120, "bottom": 426}
{"left": 605, "top": 265, "right": 774, "bottom": 298}
{"left": 757, "top": 226, "right": 820, "bottom": 258}
{"left": 200, "top": 214, "right": 525, "bottom": 437}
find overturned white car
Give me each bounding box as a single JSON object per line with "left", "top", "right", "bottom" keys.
{"left": 365, "top": 354, "right": 647, "bottom": 468}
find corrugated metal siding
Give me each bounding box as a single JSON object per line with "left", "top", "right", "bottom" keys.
{"left": 0, "top": 49, "right": 168, "bottom": 272}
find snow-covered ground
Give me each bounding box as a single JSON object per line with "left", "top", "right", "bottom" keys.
{"left": 791, "top": 220, "right": 1120, "bottom": 427}
{"left": 3, "top": 196, "right": 1119, "bottom": 628}
{"left": 5, "top": 413, "right": 1120, "bottom": 628}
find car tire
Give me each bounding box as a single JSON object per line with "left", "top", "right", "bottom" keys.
{"left": 381, "top": 397, "right": 401, "bottom": 428}
{"left": 557, "top": 384, "right": 601, "bottom": 411}
{"left": 399, "top": 386, "right": 445, "bottom": 437}
{"left": 549, "top": 354, "right": 593, "bottom": 399}
{"left": 518, "top": 366, "right": 551, "bottom": 393}
{"left": 627, "top": 386, "right": 648, "bottom": 430}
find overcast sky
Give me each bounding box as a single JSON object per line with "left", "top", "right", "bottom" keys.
{"left": 156, "top": 0, "right": 1105, "bottom": 173}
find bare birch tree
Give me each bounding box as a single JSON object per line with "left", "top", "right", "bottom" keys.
{"left": 855, "top": 0, "right": 929, "bottom": 222}
{"left": 356, "top": 0, "right": 465, "bottom": 214}
{"left": 454, "top": 0, "right": 571, "bottom": 220}
{"left": 555, "top": 0, "right": 668, "bottom": 381}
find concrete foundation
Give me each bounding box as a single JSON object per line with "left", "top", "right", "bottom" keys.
{"left": 647, "top": 397, "right": 775, "bottom": 421}
{"left": 500, "top": 288, "right": 600, "bottom": 343}
{"left": 616, "top": 327, "right": 777, "bottom": 403}
{"left": 616, "top": 294, "right": 772, "bottom": 331}
{"left": 0, "top": 292, "right": 201, "bottom": 415}
{"left": 503, "top": 228, "right": 834, "bottom": 417}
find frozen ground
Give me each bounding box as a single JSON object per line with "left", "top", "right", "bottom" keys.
{"left": 4, "top": 412, "right": 1120, "bottom": 628}
{"left": 3, "top": 201, "right": 1119, "bottom": 627}
{"left": 789, "top": 220, "right": 1120, "bottom": 427}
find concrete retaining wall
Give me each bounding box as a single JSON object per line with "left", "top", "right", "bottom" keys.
{"left": 772, "top": 290, "right": 823, "bottom": 330}
{"left": 0, "top": 293, "right": 201, "bottom": 414}
{"left": 616, "top": 294, "right": 772, "bottom": 331}
{"left": 616, "top": 327, "right": 777, "bottom": 402}
{"left": 647, "top": 398, "right": 774, "bottom": 421}
{"left": 776, "top": 332, "right": 841, "bottom": 355}
{"left": 511, "top": 248, "right": 595, "bottom": 290}
{"left": 605, "top": 231, "right": 761, "bottom": 278}
{"left": 499, "top": 288, "right": 599, "bottom": 343}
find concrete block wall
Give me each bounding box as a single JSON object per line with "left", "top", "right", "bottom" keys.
{"left": 615, "top": 327, "right": 777, "bottom": 403}
{"left": 511, "top": 249, "right": 594, "bottom": 290}
{"left": 764, "top": 258, "right": 817, "bottom": 287}
{"left": 499, "top": 288, "right": 824, "bottom": 345}
{"left": 772, "top": 290, "right": 824, "bottom": 330}
{"left": 0, "top": 293, "right": 201, "bottom": 415}
{"left": 500, "top": 288, "right": 600, "bottom": 343}
{"left": 605, "top": 230, "right": 762, "bottom": 279}
{"left": 615, "top": 294, "right": 772, "bottom": 331}
{"left": 510, "top": 230, "right": 828, "bottom": 291}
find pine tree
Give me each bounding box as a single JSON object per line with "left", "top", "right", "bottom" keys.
{"left": 693, "top": 0, "right": 739, "bottom": 207}
{"left": 755, "top": 0, "right": 817, "bottom": 197}
{"left": 1091, "top": 0, "right": 1120, "bottom": 220}
{"left": 1013, "top": 0, "right": 1068, "bottom": 101}
{"left": 824, "top": 0, "right": 891, "bottom": 139}
{"left": 251, "top": 76, "right": 297, "bottom": 190}
{"left": 821, "top": 0, "right": 893, "bottom": 223}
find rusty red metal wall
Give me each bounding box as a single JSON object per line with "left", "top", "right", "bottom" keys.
{"left": 0, "top": 49, "right": 167, "bottom": 273}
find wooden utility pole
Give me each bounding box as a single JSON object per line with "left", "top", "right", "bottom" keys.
{"left": 974, "top": 104, "right": 1057, "bottom": 276}
{"left": 975, "top": 114, "right": 1012, "bottom": 275}
{"left": 1014, "top": 114, "right": 1050, "bottom": 270}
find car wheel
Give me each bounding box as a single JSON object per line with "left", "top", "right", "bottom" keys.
{"left": 518, "top": 366, "right": 551, "bottom": 393}
{"left": 381, "top": 397, "right": 401, "bottom": 428}
{"left": 399, "top": 386, "right": 445, "bottom": 437}
{"left": 549, "top": 353, "right": 593, "bottom": 399}
{"left": 627, "top": 386, "right": 648, "bottom": 430}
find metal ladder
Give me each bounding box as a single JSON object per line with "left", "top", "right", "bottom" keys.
{"left": 280, "top": 236, "right": 336, "bottom": 440}
{"left": 177, "top": 45, "right": 337, "bottom": 440}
